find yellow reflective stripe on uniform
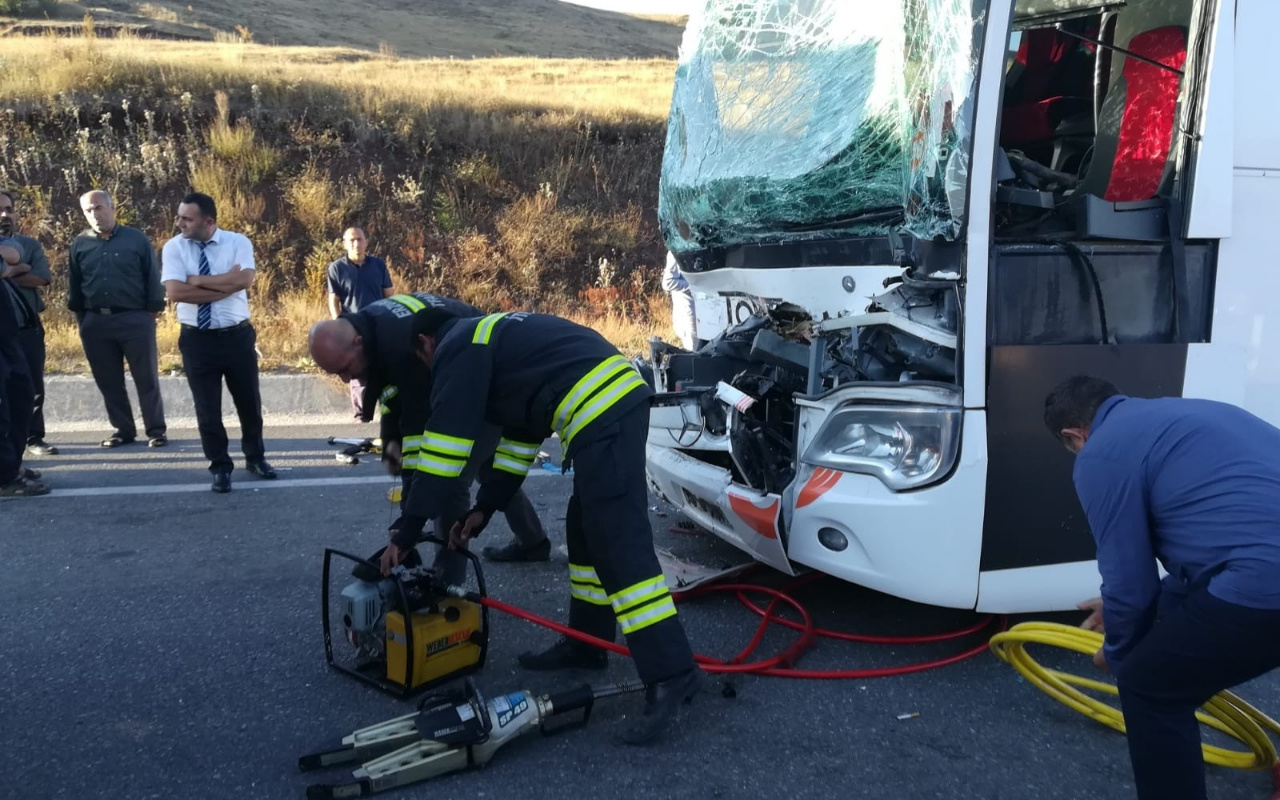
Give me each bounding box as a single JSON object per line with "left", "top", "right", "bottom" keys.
{"left": 377, "top": 386, "right": 398, "bottom": 415}
{"left": 421, "top": 432, "right": 473, "bottom": 458}
{"left": 493, "top": 438, "right": 539, "bottom": 476}
{"left": 570, "top": 581, "right": 611, "bottom": 605}
{"left": 496, "top": 439, "right": 540, "bottom": 459}
{"left": 493, "top": 455, "right": 533, "bottom": 477}
{"left": 569, "top": 564, "right": 602, "bottom": 585}
{"left": 402, "top": 434, "right": 424, "bottom": 454}
{"left": 609, "top": 576, "right": 669, "bottom": 614}
{"left": 561, "top": 371, "right": 647, "bottom": 447}
{"left": 412, "top": 454, "right": 466, "bottom": 478}
{"left": 553, "top": 356, "right": 631, "bottom": 432}
{"left": 617, "top": 596, "right": 678, "bottom": 634}
{"left": 471, "top": 313, "right": 507, "bottom": 345}
{"left": 389, "top": 294, "right": 425, "bottom": 312}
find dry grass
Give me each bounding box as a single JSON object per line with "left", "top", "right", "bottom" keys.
{"left": 2, "top": 34, "right": 686, "bottom": 372}
{"left": 12, "top": 0, "right": 685, "bottom": 60}
{"left": 0, "top": 37, "right": 680, "bottom": 120}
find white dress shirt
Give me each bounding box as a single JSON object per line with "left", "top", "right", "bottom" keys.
{"left": 161, "top": 228, "right": 255, "bottom": 328}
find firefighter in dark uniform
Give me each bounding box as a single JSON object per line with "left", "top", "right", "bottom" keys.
{"left": 380, "top": 308, "right": 703, "bottom": 745}
{"left": 0, "top": 241, "right": 47, "bottom": 496}
{"left": 307, "top": 293, "right": 549, "bottom": 580}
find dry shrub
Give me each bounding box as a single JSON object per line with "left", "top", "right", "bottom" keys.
{"left": 449, "top": 231, "right": 506, "bottom": 309}
{"left": 188, "top": 154, "right": 266, "bottom": 232}
{"left": 494, "top": 193, "right": 594, "bottom": 297}
{"left": 206, "top": 91, "right": 278, "bottom": 181}
{"left": 301, "top": 241, "right": 337, "bottom": 295}
{"left": 285, "top": 161, "right": 366, "bottom": 237}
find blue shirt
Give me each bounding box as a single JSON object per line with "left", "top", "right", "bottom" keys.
{"left": 326, "top": 255, "right": 392, "bottom": 314}
{"left": 1074, "top": 395, "right": 1280, "bottom": 670}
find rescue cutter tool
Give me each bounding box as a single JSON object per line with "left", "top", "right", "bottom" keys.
{"left": 298, "top": 675, "right": 645, "bottom": 798}
{"left": 326, "top": 436, "right": 382, "bottom": 465}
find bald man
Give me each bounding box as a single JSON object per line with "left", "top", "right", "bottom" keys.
{"left": 309, "top": 293, "right": 549, "bottom": 579}
{"left": 68, "top": 189, "right": 168, "bottom": 449}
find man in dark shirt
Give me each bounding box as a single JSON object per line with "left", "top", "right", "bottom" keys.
{"left": 0, "top": 241, "right": 48, "bottom": 496}
{"left": 1044, "top": 376, "right": 1280, "bottom": 800}
{"left": 0, "top": 188, "right": 57, "bottom": 456}
{"left": 69, "top": 190, "right": 168, "bottom": 449}
{"left": 326, "top": 225, "right": 393, "bottom": 420}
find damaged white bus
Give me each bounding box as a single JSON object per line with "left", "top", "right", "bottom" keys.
{"left": 642, "top": 0, "right": 1275, "bottom": 613}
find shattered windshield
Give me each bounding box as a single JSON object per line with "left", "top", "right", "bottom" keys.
{"left": 659, "top": 0, "right": 989, "bottom": 254}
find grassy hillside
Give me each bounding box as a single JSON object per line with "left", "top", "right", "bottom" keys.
{"left": 0, "top": 0, "right": 686, "bottom": 59}
{"left": 0, "top": 33, "right": 682, "bottom": 373}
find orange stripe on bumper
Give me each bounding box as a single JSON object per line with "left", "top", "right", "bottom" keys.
{"left": 727, "top": 492, "right": 780, "bottom": 539}
{"left": 797, "top": 467, "right": 841, "bottom": 508}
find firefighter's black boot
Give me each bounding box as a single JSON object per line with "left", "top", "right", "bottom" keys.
{"left": 517, "top": 637, "right": 608, "bottom": 671}
{"left": 618, "top": 667, "right": 703, "bottom": 746}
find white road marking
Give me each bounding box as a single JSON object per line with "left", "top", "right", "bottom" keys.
{"left": 19, "top": 471, "right": 564, "bottom": 499}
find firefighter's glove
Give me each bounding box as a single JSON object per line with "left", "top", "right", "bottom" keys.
{"left": 449, "top": 507, "right": 491, "bottom": 550}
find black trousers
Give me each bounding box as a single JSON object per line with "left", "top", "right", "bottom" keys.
{"left": 79, "top": 310, "right": 166, "bottom": 439}
{"left": 178, "top": 323, "right": 265, "bottom": 473}
{"left": 16, "top": 323, "right": 45, "bottom": 443}
{"left": 562, "top": 403, "right": 696, "bottom": 685}
{"left": 1114, "top": 585, "right": 1280, "bottom": 800}
{"left": 0, "top": 343, "right": 33, "bottom": 485}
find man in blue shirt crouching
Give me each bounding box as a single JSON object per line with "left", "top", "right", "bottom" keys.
{"left": 1043, "top": 375, "right": 1280, "bottom": 800}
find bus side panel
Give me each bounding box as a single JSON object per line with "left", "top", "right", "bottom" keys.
{"left": 979, "top": 344, "right": 1187, "bottom": 572}
{"left": 1182, "top": 172, "right": 1280, "bottom": 425}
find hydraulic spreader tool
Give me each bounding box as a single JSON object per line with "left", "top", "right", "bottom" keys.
{"left": 298, "top": 675, "right": 645, "bottom": 798}
{"left": 308, "top": 542, "right": 652, "bottom": 797}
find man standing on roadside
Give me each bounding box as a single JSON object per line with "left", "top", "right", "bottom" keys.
{"left": 326, "top": 225, "right": 393, "bottom": 420}
{"left": 68, "top": 190, "right": 169, "bottom": 449}
{"left": 161, "top": 192, "right": 275, "bottom": 494}
{"left": 0, "top": 240, "right": 48, "bottom": 496}
{"left": 0, "top": 189, "right": 57, "bottom": 456}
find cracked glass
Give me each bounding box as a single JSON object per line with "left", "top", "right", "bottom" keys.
{"left": 660, "top": 0, "right": 989, "bottom": 254}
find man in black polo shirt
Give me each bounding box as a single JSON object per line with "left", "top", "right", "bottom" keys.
{"left": 326, "top": 225, "right": 393, "bottom": 420}
{"left": 68, "top": 189, "right": 168, "bottom": 449}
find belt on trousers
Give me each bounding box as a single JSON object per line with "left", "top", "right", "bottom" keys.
{"left": 181, "top": 319, "right": 252, "bottom": 334}
{"left": 85, "top": 307, "right": 141, "bottom": 315}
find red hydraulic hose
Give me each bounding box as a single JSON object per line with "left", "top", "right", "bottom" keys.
{"left": 478, "top": 571, "right": 1005, "bottom": 680}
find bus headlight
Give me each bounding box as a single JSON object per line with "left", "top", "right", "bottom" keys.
{"left": 801, "top": 405, "right": 961, "bottom": 490}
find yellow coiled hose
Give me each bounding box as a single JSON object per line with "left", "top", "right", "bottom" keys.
{"left": 989, "top": 622, "right": 1280, "bottom": 772}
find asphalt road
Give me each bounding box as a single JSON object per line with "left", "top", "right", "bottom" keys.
{"left": 2, "top": 425, "right": 1278, "bottom": 800}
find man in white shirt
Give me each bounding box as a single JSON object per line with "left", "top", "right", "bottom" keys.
{"left": 161, "top": 192, "right": 276, "bottom": 493}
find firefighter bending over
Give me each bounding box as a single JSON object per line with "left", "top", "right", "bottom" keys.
{"left": 381, "top": 308, "right": 703, "bottom": 745}
{"left": 307, "top": 293, "right": 550, "bottom": 580}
